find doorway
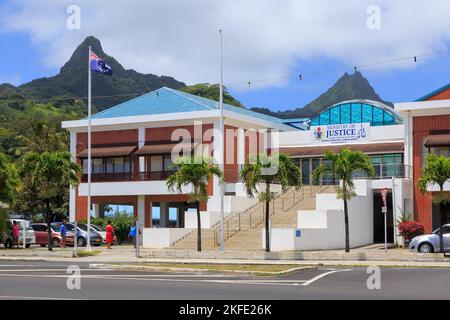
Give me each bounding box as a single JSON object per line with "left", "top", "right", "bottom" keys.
{"left": 432, "top": 202, "right": 450, "bottom": 231}
{"left": 373, "top": 191, "right": 394, "bottom": 243}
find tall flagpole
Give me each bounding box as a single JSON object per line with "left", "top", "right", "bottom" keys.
{"left": 86, "top": 45, "right": 92, "bottom": 251}
{"left": 219, "top": 30, "right": 225, "bottom": 252}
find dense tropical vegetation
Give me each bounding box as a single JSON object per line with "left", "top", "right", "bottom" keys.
{"left": 0, "top": 153, "right": 17, "bottom": 232}
{"left": 313, "top": 148, "right": 375, "bottom": 253}
{"left": 167, "top": 156, "right": 223, "bottom": 252}
{"left": 18, "top": 151, "right": 81, "bottom": 250}
{"left": 240, "top": 153, "right": 301, "bottom": 252}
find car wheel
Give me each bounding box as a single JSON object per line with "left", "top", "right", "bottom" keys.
{"left": 77, "top": 237, "right": 86, "bottom": 247}
{"left": 418, "top": 242, "right": 433, "bottom": 253}
{"left": 40, "top": 244, "right": 46, "bottom": 247}
{"left": 51, "top": 238, "right": 60, "bottom": 248}
{"left": 25, "top": 244, "right": 31, "bottom": 248}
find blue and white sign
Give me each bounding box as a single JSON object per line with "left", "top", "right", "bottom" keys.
{"left": 295, "top": 229, "right": 301, "bottom": 238}
{"left": 311, "top": 123, "right": 370, "bottom": 144}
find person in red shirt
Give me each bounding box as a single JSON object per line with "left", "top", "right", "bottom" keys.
{"left": 12, "top": 221, "right": 20, "bottom": 248}
{"left": 105, "top": 220, "right": 115, "bottom": 249}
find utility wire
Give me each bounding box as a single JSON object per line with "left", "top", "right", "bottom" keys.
{"left": 226, "top": 48, "right": 450, "bottom": 88}
{"left": 0, "top": 48, "right": 449, "bottom": 103}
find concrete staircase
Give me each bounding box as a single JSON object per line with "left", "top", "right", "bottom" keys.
{"left": 172, "top": 185, "right": 336, "bottom": 251}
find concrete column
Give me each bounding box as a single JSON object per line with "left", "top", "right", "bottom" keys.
{"left": 92, "top": 203, "right": 100, "bottom": 218}
{"left": 69, "top": 130, "right": 77, "bottom": 221}
{"left": 145, "top": 199, "right": 152, "bottom": 228}
{"left": 138, "top": 127, "right": 146, "bottom": 172}
{"left": 160, "top": 202, "right": 168, "bottom": 227}
{"left": 237, "top": 128, "right": 245, "bottom": 168}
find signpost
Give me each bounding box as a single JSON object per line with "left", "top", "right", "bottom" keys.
{"left": 381, "top": 188, "right": 388, "bottom": 252}
{"left": 73, "top": 221, "right": 78, "bottom": 257}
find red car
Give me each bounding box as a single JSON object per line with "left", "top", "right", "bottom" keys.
{"left": 31, "top": 223, "right": 64, "bottom": 248}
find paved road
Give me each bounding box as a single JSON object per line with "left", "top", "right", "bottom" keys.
{"left": 0, "top": 260, "right": 449, "bottom": 300}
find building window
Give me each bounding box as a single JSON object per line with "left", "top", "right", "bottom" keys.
{"left": 310, "top": 101, "right": 402, "bottom": 127}
{"left": 83, "top": 157, "right": 133, "bottom": 174}
{"left": 163, "top": 155, "right": 177, "bottom": 172}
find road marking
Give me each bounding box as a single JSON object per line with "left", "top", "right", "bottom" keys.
{"left": 302, "top": 269, "right": 353, "bottom": 286}
{"left": 0, "top": 273, "right": 308, "bottom": 286}
{"left": 0, "top": 269, "right": 112, "bottom": 272}
{"left": 0, "top": 295, "right": 83, "bottom": 300}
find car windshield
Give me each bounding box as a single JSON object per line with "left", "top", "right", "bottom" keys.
{"left": 77, "top": 224, "right": 88, "bottom": 231}
{"left": 92, "top": 225, "right": 106, "bottom": 232}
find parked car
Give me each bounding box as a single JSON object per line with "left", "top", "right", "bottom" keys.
{"left": 52, "top": 222, "right": 102, "bottom": 247}
{"left": 13, "top": 219, "right": 36, "bottom": 247}
{"left": 31, "top": 223, "right": 63, "bottom": 248}
{"left": 90, "top": 224, "right": 117, "bottom": 245}
{"left": 77, "top": 223, "right": 105, "bottom": 246}
{"left": 409, "top": 224, "right": 450, "bottom": 253}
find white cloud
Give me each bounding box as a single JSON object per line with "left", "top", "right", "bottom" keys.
{"left": 1, "top": 0, "right": 450, "bottom": 87}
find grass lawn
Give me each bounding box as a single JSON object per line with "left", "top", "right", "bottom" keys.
{"left": 76, "top": 250, "right": 101, "bottom": 257}
{"left": 132, "top": 263, "right": 310, "bottom": 274}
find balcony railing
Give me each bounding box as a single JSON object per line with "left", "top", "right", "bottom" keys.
{"left": 81, "top": 171, "right": 174, "bottom": 183}
{"left": 354, "top": 163, "right": 412, "bottom": 180}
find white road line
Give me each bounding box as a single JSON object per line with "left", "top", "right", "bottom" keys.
{"left": 0, "top": 295, "right": 83, "bottom": 300}
{"left": 302, "top": 269, "right": 353, "bottom": 286}
{"left": 0, "top": 273, "right": 307, "bottom": 287}
{"left": 0, "top": 269, "right": 112, "bottom": 272}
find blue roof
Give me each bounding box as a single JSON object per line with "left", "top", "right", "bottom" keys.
{"left": 89, "top": 87, "right": 293, "bottom": 128}
{"left": 415, "top": 83, "right": 450, "bottom": 101}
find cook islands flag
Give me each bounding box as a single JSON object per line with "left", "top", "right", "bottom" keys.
{"left": 90, "top": 52, "right": 113, "bottom": 76}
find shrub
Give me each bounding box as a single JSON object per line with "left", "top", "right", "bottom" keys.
{"left": 398, "top": 221, "right": 425, "bottom": 241}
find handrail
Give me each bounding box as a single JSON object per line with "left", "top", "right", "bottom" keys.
{"left": 212, "top": 200, "right": 264, "bottom": 246}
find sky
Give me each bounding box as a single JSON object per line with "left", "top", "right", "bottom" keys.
{"left": 0, "top": 0, "right": 449, "bottom": 111}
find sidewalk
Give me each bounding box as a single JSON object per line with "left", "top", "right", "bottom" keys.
{"left": 0, "top": 245, "right": 449, "bottom": 267}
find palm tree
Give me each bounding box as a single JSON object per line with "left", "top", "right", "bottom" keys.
{"left": 19, "top": 151, "right": 81, "bottom": 251}
{"left": 418, "top": 153, "right": 450, "bottom": 253}
{"left": 313, "top": 148, "right": 375, "bottom": 253}
{"left": 166, "top": 156, "right": 223, "bottom": 252}
{"left": 240, "top": 153, "right": 301, "bottom": 252}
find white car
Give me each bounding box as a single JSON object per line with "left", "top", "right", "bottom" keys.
{"left": 91, "top": 224, "right": 116, "bottom": 245}
{"left": 10, "top": 219, "right": 36, "bottom": 247}
{"left": 409, "top": 224, "right": 450, "bottom": 253}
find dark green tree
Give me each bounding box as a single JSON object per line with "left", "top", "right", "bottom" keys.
{"left": 313, "top": 149, "right": 375, "bottom": 252}
{"left": 418, "top": 153, "right": 450, "bottom": 253}
{"left": 167, "top": 156, "right": 223, "bottom": 251}
{"left": 19, "top": 151, "right": 81, "bottom": 251}
{"left": 180, "top": 83, "right": 244, "bottom": 108}
{"left": 240, "top": 153, "right": 301, "bottom": 252}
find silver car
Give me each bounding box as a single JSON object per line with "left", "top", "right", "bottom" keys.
{"left": 409, "top": 224, "right": 450, "bottom": 253}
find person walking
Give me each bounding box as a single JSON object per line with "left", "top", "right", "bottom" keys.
{"left": 105, "top": 220, "right": 115, "bottom": 249}
{"left": 60, "top": 219, "right": 67, "bottom": 248}
{"left": 128, "top": 221, "right": 137, "bottom": 248}
{"left": 12, "top": 220, "right": 19, "bottom": 248}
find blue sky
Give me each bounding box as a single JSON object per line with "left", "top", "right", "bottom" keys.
{"left": 1, "top": 1, "right": 449, "bottom": 112}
